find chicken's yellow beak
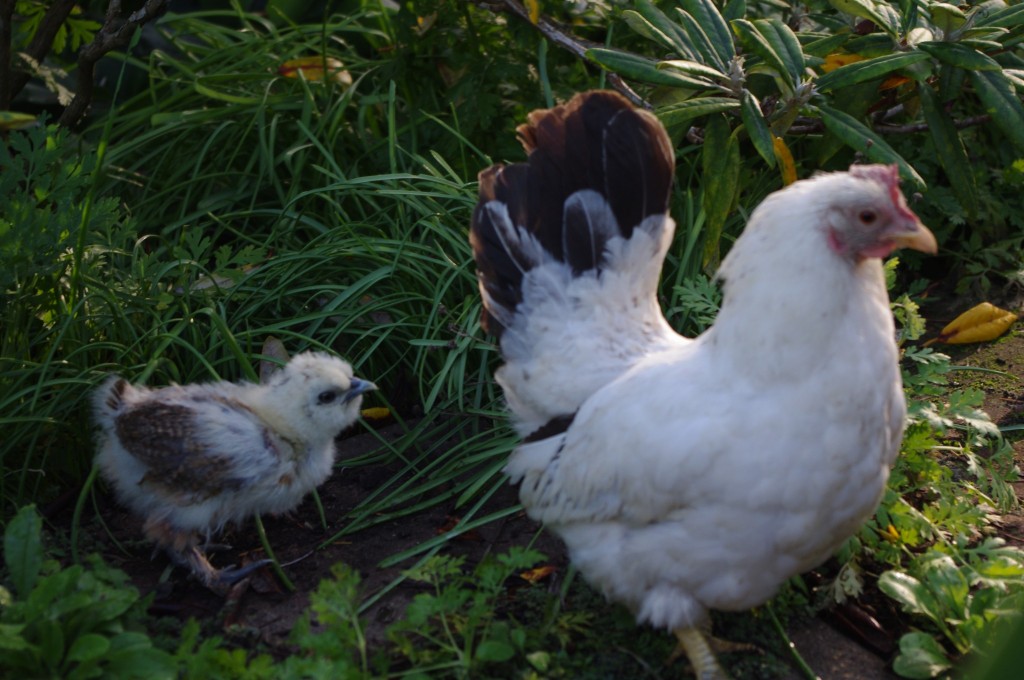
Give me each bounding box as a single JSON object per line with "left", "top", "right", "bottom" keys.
{"left": 892, "top": 222, "right": 938, "bottom": 255}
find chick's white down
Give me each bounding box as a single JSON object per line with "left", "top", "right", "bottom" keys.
{"left": 94, "top": 351, "right": 375, "bottom": 589}
{"left": 470, "top": 91, "right": 936, "bottom": 677}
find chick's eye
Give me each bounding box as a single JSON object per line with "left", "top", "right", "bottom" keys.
{"left": 317, "top": 390, "right": 337, "bottom": 405}
{"left": 858, "top": 210, "right": 877, "bottom": 225}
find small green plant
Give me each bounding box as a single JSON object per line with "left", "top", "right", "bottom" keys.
{"left": 386, "top": 547, "right": 547, "bottom": 677}
{"left": 0, "top": 505, "right": 175, "bottom": 679}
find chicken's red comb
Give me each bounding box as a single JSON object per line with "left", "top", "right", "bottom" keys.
{"left": 849, "top": 164, "right": 916, "bottom": 221}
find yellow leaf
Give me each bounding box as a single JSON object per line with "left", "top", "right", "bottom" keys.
{"left": 360, "top": 407, "right": 391, "bottom": 421}
{"left": 821, "top": 52, "right": 865, "bottom": 73}
{"left": 278, "top": 56, "right": 352, "bottom": 86}
{"left": 772, "top": 135, "right": 797, "bottom": 186}
{"left": 526, "top": 0, "right": 540, "bottom": 24}
{"left": 519, "top": 565, "right": 556, "bottom": 583}
{"left": 880, "top": 523, "right": 900, "bottom": 543}
{"left": 880, "top": 75, "right": 911, "bottom": 91}
{"left": 929, "top": 302, "right": 1018, "bottom": 345}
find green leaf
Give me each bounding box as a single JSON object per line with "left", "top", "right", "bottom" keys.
{"left": 969, "top": 70, "right": 1024, "bottom": 153}
{"left": 0, "top": 623, "right": 31, "bottom": 651}
{"left": 586, "top": 48, "right": 716, "bottom": 89}
{"left": 802, "top": 33, "right": 852, "bottom": 58}
{"left": 657, "top": 98, "right": 740, "bottom": 129}
{"left": 974, "top": 3, "right": 1024, "bottom": 29}
{"left": 475, "top": 639, "right": 516, "bottom": 662}
{"left": 891, "top": 632, "right": 953, "bottom": 679}
{"left": 918, "top": 42, "right": 1001, "bottom": 71}
{"left": 878, "top": 571, "right": 943, "bottom": 620}
{"left": 66, "top": 634, "right": 110, "bottom": 664}
{"left": 4, "top": 505, "right": 43, "bottom": 599}
{"left": 917, "top": 84, "right": 977, "bottom": 216}
{"left": 672, "top": 11, "right": 725, "bottom": 71}
{"left": 732, "top": 19, "right": 799, "bottom": 90}
{"left": 702, "top": 115, "right": 740, "bottom": 269}
{"left": 816, "top": 52, "right": 930, "bottom": 91}
{"left": 827, "top": 0, "right": 900, "bottom": 37}
{"left": 816, "top": 105, "right": 925, "bottom": 187}
{"left": 623, "top": 10, "right": 681, "bottom": 54}
{"left": 658, "top": 59, "right": 727, "bottom": 81}
{"left": 680, "top": 0, "right": 735, "bottom": 67}
{"left": 739, "top": 90, "right": 776, "bottom": 167}
{"left": 632, "top": 0, "right": 694, "bottom": 58}
{"left": 752, "top": 18, "right": 806, "bottom": 87}
{"left": 722, "top": 0, "right": 746, "bottom": 22}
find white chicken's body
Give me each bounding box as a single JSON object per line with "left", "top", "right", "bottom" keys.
{"left": 94, "top": 351, "right": 375, "bottom": 590}
{"left": 511, "top": 256, "right": 903, "bottom": 629}
{"left": 471, "top": 91, "right": 935, "bottom": 677}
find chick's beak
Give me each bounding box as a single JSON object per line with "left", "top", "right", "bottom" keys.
{"left": 343, "top": 378, "right": 377, "bottom": 403}
{"left": 891, "top": 220, "right": 938, "bottom": 255}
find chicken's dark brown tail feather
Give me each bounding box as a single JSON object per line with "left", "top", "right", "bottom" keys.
{"left": 469, "top": 90, "right": 675, "bottom": 338}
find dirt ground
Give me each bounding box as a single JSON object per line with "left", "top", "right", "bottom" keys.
{"left": 70, "top": 303, "right": 1024, "bottom": 679}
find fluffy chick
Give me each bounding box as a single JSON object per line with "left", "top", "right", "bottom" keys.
{"left": 94, "top": 351, "right": 376, "bottom": 592}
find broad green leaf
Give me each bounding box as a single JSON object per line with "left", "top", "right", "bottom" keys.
{"left": 623, "top": 10, "right": 680, "bottom": 54}
{"left": 475, "top": 639, "right": 516, "bottom": 662}
{"left": 732, "top": 19, "right": 795, "bottom": 90}
{"left": 739, "top": 90, "right": 776, "bottom": 167}
{"left": 827, "top": 0, "right": 900, "bottom": 37}
{"left": 802, "top": 33, "right": 852, "bottom": 57}
{"left": 586, "top": 48, "right": 717, "bottom": 89}
{"left": 0, "top": 623, "right": 31, "bottom": 651}
{"left": 681, "top": 0, "right": 735, "bottom": 67}
{"left": 892, "top": 632, "right": 953, "bottom": 679}
{"left": 917, "top": 85, "right": 977, "bottom": 216}
{"left": 673, "top": 9, "right": 726, "bottom": 71}
{"left": 975, "top": 3, "right": 1024, "bottom": 28}
{"left": 969, "top": 70, "right": 1024, "bottom": 153}
{"left": 752, "top": 18, "right": 806, "bottom": 87}
{"left": 816, "top": 51, "right": 930, "bottom": 91}
{"left": 702, "top": 115, "right": 740, "bottom": 269}
{"left": 657, "top": 98, "right": 740, "bottom": 129}
{"left": 722, "top": 0, "right": 746, "bottom": 22}
{"left": 817, "top": 105, "right": 925, "bottom": 187}
{"left": 634, "top": 0, "right": 695, "bottom": 58}
{"left": 4, "top": 505, "right": 43, "bottom": 599}
{"left": 878, "top": 571, "right": 943, "bottom": 619}
{"left": 918, "top": 42, "right": 1001, "bottom": 71}
{"left": 66, "top": 634, "right": 110, "bottom": 663}
{"left": 658, "top": 59, "right": 727, "bottom": 80}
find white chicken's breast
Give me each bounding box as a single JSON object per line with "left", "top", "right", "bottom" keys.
{"left": 470, "top": 90, "right": 936, "bottom": 678}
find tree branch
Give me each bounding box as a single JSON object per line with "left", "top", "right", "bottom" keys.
{"left": 6, "top": 0, "right": 77, "bottom": 104}
{"left": 0, "top": 0, "right": 14, "bottom": 110}
{"left": 479, "top": 0, "right": 649, "bottom": 109}
{"left": 58, "top": 0, "right": 168, "bottom": 128}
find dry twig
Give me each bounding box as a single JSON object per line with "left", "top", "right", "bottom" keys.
{"left": 478, "top": 0, "right": 648, "bottom": 109}
{"left": 58, "top": 0, "right": 168, "bottom": 127}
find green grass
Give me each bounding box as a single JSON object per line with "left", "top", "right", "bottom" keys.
{"left": 3, "top": 2, "right": 1024, "bottom": 679}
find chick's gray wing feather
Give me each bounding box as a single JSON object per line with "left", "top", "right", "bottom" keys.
{"left": 114, "top": 401, "right": 250, "bottom": 499}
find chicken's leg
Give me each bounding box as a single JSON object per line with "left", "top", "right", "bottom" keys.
{"left": 674, "top": 627, "right": 731, "bottom": 680}
{"left": 178, "top": 544, "right": 272, "bottom": 594}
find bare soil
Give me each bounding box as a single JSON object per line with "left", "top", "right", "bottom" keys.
{"left": 66, "top": 304, "right": 1024, "bottom": 679}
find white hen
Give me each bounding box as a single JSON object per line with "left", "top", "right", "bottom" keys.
{"left": 470, "top": 90, "right": 936, "bottom": 678}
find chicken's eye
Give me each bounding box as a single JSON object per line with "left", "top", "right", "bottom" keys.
{"left": 858, "top": 210, "right": 877, "bottom": 225}
{"left": 317, "top": 390, "right": 338, "bottom": 405}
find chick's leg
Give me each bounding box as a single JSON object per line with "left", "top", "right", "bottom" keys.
{"left": 145, "top": 518, "right": 270, "bottom": 595}
{"left": 674, "top": 627, "right": 731, "bottom": 680}
{"left": 180, "top": 545, "right": 272, "bottom": 594}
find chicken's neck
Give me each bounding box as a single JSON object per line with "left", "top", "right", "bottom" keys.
{"left": 704, "top": 247, "right": 895, "bottom": 383}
